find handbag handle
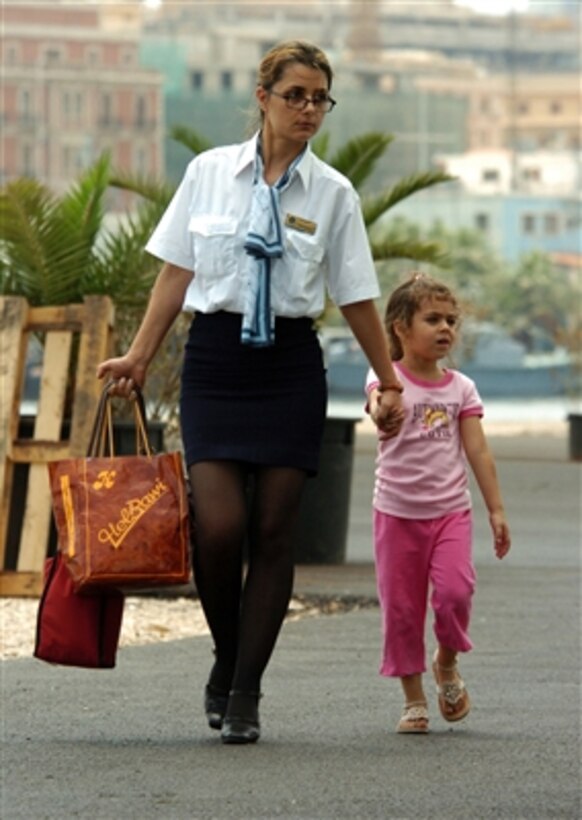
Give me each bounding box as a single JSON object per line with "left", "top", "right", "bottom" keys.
{"left": 87, "top": 382, "right": 152, "bottom": 458}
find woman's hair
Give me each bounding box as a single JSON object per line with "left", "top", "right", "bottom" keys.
{"left": 258, "top": 40, "right": 333, "bottom": 92}
{"left": 384, "top": 272, "right": 460, "bottom": 360}
{"left": 248, "top": 40, "right": 333, "bottom": 131}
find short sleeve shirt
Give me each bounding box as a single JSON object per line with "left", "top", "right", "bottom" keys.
{"left": 366, "top": 363, "right": 484, "bottom": 519}
{"left": 145, "top": 133, "right": 380, "bottom": 318}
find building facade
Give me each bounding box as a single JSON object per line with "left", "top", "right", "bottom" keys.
{"left": 386, "top": 188, "right": 581, "bottom": 263}
{"left": 418, "top": 71, "right": 581, "bottom": 152}
{"left": 1, "top": 2, "right": 164, "bottom": 195}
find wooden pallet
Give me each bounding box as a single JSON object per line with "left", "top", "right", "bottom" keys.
{"left": 0, "top": 296, "right": 114, "bottom": 596}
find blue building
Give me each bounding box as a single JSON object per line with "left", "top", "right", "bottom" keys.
{"left": 387, "top": 187, "right": 581, "bottom": 263}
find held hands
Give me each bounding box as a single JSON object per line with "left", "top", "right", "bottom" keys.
{"left": 369, "top": 388, "right": 405, "bottom": 439}
{"left": 96, "top": 355, "right": 146, "bottom": 399}
{"left": 490, "top": 511, "right": 511, "bottom": 559}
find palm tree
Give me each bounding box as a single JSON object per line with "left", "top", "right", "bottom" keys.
{"left": 0, "top": 153, "right": 164, "bottom": 309}
{"left": 310, "top": 131, "right": 453, "bottom": 267}
{"left": 0, "top": 153, "right": 176, "bottom": 421}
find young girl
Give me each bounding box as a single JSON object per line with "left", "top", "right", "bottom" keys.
{"left": 367, "top": 273, "right": 511, "bottom": 734}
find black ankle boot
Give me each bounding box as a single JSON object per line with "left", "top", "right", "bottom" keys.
{"left": 221, "top": 690, "right": 262, "bottom": 744}
{"left": 204, "top": 684, "right": 229, "bottom": 731}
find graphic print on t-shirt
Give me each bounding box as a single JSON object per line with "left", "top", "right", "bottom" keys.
{"left": 412, "top": 402, "right": 460, "bottom": 440}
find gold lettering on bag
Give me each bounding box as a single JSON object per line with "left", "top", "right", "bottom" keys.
{"left": 93, "top": 470, "right": 116, "bottom": 490}
{"left": 60, "top": 474, "right": 76, "bottom": 557}
{"left": 97, "top": 477, "right": 170, "bottom": 549}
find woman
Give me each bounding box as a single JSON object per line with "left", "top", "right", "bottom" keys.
{"left": 97, "top": 40, "right": 404, "bottom": 744}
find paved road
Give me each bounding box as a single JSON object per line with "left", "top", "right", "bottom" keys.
{"left": 346, "top": 427, "right": 579, "bottom": 569}
{"left": 2, "top": 429, "right": 580, "bottom": 819}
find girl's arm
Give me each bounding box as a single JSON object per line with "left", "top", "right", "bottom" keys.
{"left": 460, "top": 415, "right": 511, "bottom": 559}
{"left": 340, "top": 300, "right": 404, "bottom": 438}
{"left": 96, "top": 262, "right": 193, "bottom": 395}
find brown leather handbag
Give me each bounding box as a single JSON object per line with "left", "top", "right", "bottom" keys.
{"left": 48, "top": 384, "right": 191, "bottom": 593}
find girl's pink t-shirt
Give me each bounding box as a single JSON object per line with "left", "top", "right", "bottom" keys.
{"left": 366, "top": 362, "right": 484, "bottom": 520}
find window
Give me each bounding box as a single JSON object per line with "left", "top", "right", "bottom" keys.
{"left": 19, "top": 88, "right": 32, "bottom": 118}
{"left": 482, "top": 169, "right": 499, "bottom": 182}
{"left": 522, "top": 167, "right": 541, "bottom": 182}
{"left": 6, "top": 45, "right": 18, "bottom": 65}
{"left": 550, "top": 101, "right": 562, "bottom": 114}
{"left": 221, "top": 71, "right": 232, "bottom": 91}
{"left": 122, "top": 49, "right": 135, "bottom": 68}
{"left": 44, "top": 48, "right": 61, "bottom": 67}
{"left": 135, "top": 95, "right": 147, "bottom": 127}
{"left": 191, "top": 71, "right": 204, "bottom": 90}
{"left": 135, "top": 146, "right": 147, "bottom": 175}
{"left": 100, "top": 93, "right": 112, "bottom": 125}
{"left": 517, "top": 101, "right": 529, "bottom": 115}
{"left": 86, "top": 47, "right": 101, "bottom": 67}
{"left": 522, "top": 214, "right": 536, "bottom": 234}
{"left": 544, "top": 213, "right": 559, "bottom": 235}
{"left": 475, "top": 213, "right": 490, "bottom": 231}
{"left": 361, "top": 74, "right": 379, "bottom": 91}
{"left": 63, "top": 90, "right": 83, "bottom": 123}
{"left": 22, "top": 143, "right": 34, "bottom": 176}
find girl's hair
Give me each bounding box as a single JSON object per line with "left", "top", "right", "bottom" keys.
{"left": 384, "top": 272, "right": 460, "bottom": 360}
{"left": 248, "top": 40, "right": 333, "bottom": 131}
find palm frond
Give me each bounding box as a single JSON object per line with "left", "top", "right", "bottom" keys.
{"left": 0, "top": 179, "right": 56, "bottom": 289}
{"left": 327, "top": 133, "right": 394, "bottom": 189}
{"left": 0, "top": 178, "right": 91, "bottom": 304}
{"left": 363, "top": 171, "right": 455, "bottom": 228}
{"left": 58, "top": 152, "right": 110, "bottom": 239}
{"left": 53, "top": 154, "right": 112, "bottom": 294}
{"left": 371, "top": 236, "right": 452, "bottom": 268}
{"left": 109, "top": 170, "right": 176, "bottom": 207}
{"left": 169, "top": 125, "right": 214, "bottom": 156}
{"left": 91, "top": 200, "right": 162, "bottom": 308}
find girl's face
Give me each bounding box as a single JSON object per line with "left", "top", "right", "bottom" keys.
{"left": 257, "top": 62, "right": 329, "bottom": 145}
{"left": 397, "top": 296, "right": 460, "bottom": 362}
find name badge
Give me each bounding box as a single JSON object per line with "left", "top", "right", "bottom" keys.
{"left": 285, "top": 213, "right": 317, "bottom": 235}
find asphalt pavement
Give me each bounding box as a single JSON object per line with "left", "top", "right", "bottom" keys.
{"left": 2, "top": 425, "right": 580, "bottom": 819}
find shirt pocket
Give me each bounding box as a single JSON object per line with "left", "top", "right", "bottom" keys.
{"left": 284, "top": 231, "right": 325, "bottom": 284}
{"left": 188, "top": 215, "right": 237, "bottom": 281}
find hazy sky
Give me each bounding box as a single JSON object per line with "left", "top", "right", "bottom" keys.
{"left": 455, "top": 0, "right": 530, "bottom": 13}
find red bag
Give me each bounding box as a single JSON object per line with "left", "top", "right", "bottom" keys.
{"left": 34, "top": 553, "right": 124, "bottom": 668}
{"left": 48, "top": 384, "right": 191, "bottom": 593}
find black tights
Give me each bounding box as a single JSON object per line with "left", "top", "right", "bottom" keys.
{"left": 189, "top": 461, "right": 307, "bottom": 694}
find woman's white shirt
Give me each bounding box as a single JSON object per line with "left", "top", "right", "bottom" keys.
{"left": 145, "top": 133, "right": 380, "bottom": 319}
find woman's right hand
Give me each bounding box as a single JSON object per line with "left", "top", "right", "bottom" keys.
{"left": 96, "top": 355, "right": 147, "bottom": 399}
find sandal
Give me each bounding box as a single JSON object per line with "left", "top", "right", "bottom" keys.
{"left": 396, "top": 701, "right": 429, "bottom": 734}
{"left": 432, "top": 649, "right": 471, "bottom": 723}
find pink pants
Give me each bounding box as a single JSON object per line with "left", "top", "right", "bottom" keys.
{"left": 373, "top": 509, "right": 476, "bottom": 678}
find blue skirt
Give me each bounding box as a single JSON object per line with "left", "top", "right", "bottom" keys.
{"left": 180, "top": 312, "right": 327, "bottom": 475}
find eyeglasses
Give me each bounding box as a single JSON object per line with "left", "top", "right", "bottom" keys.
{"left": 269, "top": 89, "right": 337, "bottom": 113}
